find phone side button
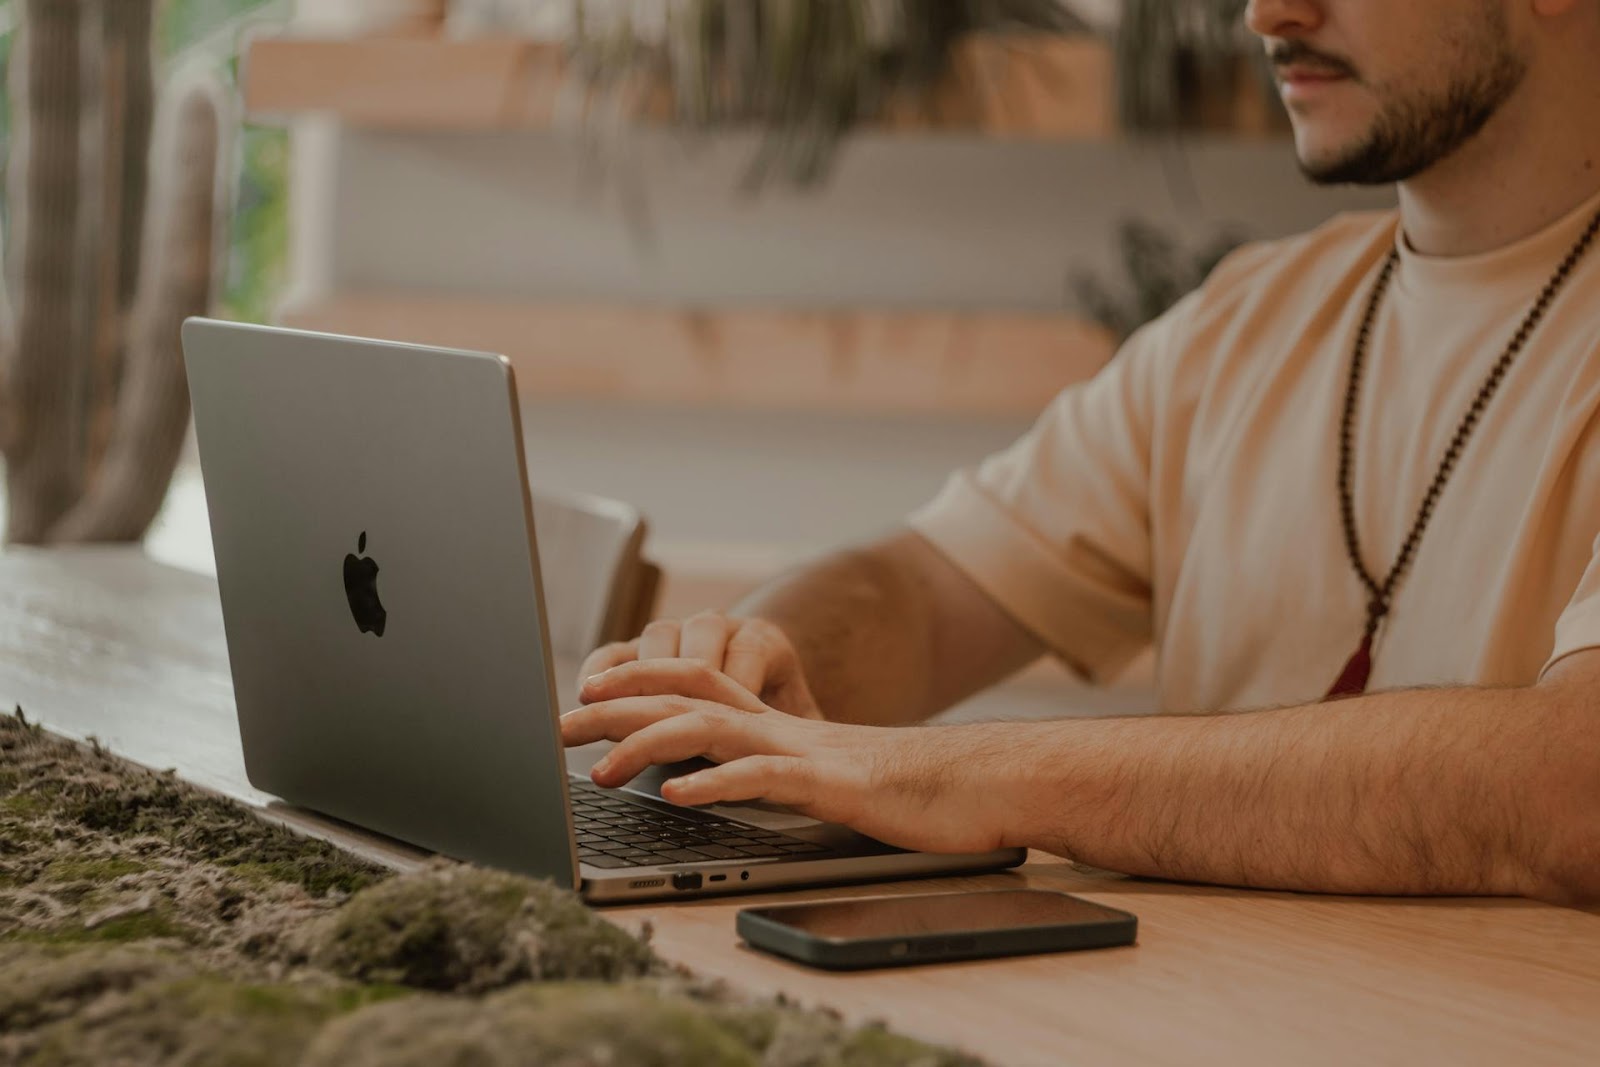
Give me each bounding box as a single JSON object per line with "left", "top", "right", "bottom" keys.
{"left": 889, "top": 942, "right": 910, "bottom": 959}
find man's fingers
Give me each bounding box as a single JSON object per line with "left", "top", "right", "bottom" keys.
{"left": 660, "top": 755, "right": 824, "bottom": 813}
{"left": 579, "top": 659, "right": 767, "bottom": 712}
{"left": 577, "top": 641, "right": 638, "bottom": 686}
{"left": 590, "top": 708, "right": 769, "bottom": 786}
{"left": 636, "top": 619, "right": 682, "bottom": 661}
{"left": 678, "top": 611, "right": 732, "bottom": 669}
{"left": 722, "top": 619, "right": 790, "bottom": 697}
{"left": 560, "top": 695, "right": 712, "bottom": 747}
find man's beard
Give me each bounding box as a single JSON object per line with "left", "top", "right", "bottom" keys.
{"left": 1296, "top": 24, "right": 1528, "bottom": 186}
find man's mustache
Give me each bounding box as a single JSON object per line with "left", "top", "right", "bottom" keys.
{"left": 1268, "top": 41, "right": 1361, "bottom": 81}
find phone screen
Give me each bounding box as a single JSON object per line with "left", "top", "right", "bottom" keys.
{"left": 746, "top": 889, "right": 1127, "bottom": 941}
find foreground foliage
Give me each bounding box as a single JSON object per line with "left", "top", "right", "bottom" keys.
{"left": 0, "top": 711, "right": 981, "bottom": 1066}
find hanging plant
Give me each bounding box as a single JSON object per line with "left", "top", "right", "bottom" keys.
{"left": 1115, "top": 0, "right": 1277, "bottom": 132}
{"left": 563, "top": 0, "right": 1085, "bottom": 188}
{"left": 1071, "top": 219, "right": 1248, "bottom": 341}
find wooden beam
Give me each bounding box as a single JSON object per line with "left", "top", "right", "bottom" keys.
{"left": 242, "top": 36, "right": 567, "bottom": 130}
{"left": 242, "top": 33, "right": 1121, "bottom": 139}
{"left": 278, "top": 293, "right": 1116, "bottom": 417}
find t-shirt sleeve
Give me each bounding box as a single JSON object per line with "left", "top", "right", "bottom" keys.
{"left": 907, "top": 302, "right": 1194, "bottom": 683}
{"left": 1543, "top": 531, "right": 1600, "bottom": 676}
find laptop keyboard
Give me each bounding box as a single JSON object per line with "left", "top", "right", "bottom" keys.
{"left": 569, "top": 778, "right": 833, "bottom": 869}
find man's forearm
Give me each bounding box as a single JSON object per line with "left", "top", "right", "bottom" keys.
{"left": 1003, "top": 684, "right": 1600, "bottom": 903}
{"left": 735, "top": 543, "right": 938, "bottom": 726}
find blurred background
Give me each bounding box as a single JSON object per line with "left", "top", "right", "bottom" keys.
{"left": 0, "top": 0, "right": 1390, "bottom": 707}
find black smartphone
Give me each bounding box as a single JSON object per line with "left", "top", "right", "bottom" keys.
{"left": 736, "top": 888, "right": 1137, "bottom": 971}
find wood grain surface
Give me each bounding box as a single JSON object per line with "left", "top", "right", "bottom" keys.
{"left": 2, "top": 547, "right": 1597, "bottom": 1067}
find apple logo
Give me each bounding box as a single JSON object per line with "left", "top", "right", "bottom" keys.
{"left": 342, "top": 531, "right": 386, "bottom": 637}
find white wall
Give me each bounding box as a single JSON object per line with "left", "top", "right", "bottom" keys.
{"left": 325, "top": 129, "right": 1390, "bottom": 308}
{"left": 293, "top": 126, "right": 1391, "bottom": 564}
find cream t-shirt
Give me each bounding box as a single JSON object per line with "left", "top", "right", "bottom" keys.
{"left": 910, "top": 190, "right": 1600, "bottom": 714}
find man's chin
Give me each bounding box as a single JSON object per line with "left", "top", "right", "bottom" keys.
{"left": 1293, "top": 134, "right": 1394, "bottom": 187}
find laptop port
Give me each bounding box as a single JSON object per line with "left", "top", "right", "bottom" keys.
{"left": 708, "top": 874, "right": 727, "bottom": 882}
{"left": 671, "top": 871, "right": 703, "bottom": 891}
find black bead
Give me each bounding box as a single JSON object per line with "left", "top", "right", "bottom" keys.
{"left": 1334, "top": 208, "right": 1600, "bottom": 647}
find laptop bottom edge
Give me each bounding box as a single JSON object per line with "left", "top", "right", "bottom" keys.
{"left": 580, "top": 846, "right": 1029, "bottom": 904}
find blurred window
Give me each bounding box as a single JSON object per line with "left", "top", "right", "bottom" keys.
{"left": 0, "top": 0, "right": 292, "bottom": 323}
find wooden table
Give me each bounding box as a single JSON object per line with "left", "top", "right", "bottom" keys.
{"left": 3, "top": 547, "right": 1597, "bottom": 1067}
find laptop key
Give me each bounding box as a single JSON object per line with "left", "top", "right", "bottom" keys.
{"left": 658, "top": 849, "right": 713, "bottom": 864}
{"left": 779, "top": 842, "right": 828, "bottom": 853}
{"left": 617, "top": 851, "right": 660, "bottom": 865}
{"left": 687, "top": 844, "right": 750, "bottom": 860}
{"left": 739, "top": 843, "right": 790, "bottom": 857}
{"left": 583, "top": 855, "right": 632, "bottom": 869}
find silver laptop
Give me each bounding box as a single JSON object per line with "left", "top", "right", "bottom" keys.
{"left": 182, "top": 318, "right": 1025, "bottom": 902}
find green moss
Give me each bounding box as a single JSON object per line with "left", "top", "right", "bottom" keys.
{"left": 0, "top": 713, "right": 986, "bottom": 1067}
{"left": 831, "top": 1025, "right": 985, "bottom": 1066}
{"left": 2, "top": 711, "right": 383, "bottom": 900}
{"left": 41, "top": 857, "right": 148, "bottom": 883}
{"left": 300, "top": 983, "right": 982, "bottom": 1067}
{"left": 326, "top": 982, "right": 415, "bottom": 1014}
{"left": 6, "top": 905, "right": 196, "bottom": 947}
{"left": 2, "top": 792, "right": 49, "bottom": 818}
{"left": 221, "top": 856, "right": 380, "bottom": 897}
{"left": 706, "top": 1000, "right": 986, "bottom": 1067}
{"left": 74, "top": 908, "right": 195, "bottom": 944}
{"left": 309, "top": 864, "right": 662, "bottom": 993}
{"left": 0, "top": 944, "right": 188, "bottom": 1033}
{"left": 24, "top": 973, "right": 350, "bottom": 1067}
{"left": 302, "top": 983, "right": 759, "bottom": 1067}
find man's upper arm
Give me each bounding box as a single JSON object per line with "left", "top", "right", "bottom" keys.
{"left": 906, "top": 300, "right": 1191, "bottom": 683}
{"left": 867, "top": 527, "right": 1046, "bottom": 715}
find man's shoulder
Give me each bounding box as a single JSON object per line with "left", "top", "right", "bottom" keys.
{"left": 1113, "top": 208, "right": 1398, "bottom": 401}
{"left": 1201, "top": 208, "right": 1398, "bottom": 304}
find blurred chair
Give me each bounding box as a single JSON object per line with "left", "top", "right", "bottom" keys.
{"left": 531, "top": 490, "right": 660, "bottom": 661}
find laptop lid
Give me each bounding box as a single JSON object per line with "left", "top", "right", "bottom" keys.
{"left": 182, "top": 318, "right": 578, "bottom": 886}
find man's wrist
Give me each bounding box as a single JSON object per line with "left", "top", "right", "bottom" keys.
{"left": 974, "top": 719, "right": 1088, "bottom": 853}
{"left": 988, "top": 715, "right": 1158, "bottom": 857}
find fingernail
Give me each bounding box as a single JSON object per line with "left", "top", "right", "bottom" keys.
{"left": 583, "top": 673, "right": 606, "bottom": 688}
{"left": 592, "top": 757, "right": 612, "bottom": 776}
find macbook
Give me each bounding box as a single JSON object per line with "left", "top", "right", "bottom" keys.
{"left": 182, "top": 318, "right": 1026, "bottom": 901}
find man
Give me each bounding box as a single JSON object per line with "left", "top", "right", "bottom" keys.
{"left": 561, "top": 0, "right": 1600, "bottom": 905}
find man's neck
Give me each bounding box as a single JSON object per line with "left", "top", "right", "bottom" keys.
{"left": 1398, "top": 64, "right": 1600, "bottom": 258}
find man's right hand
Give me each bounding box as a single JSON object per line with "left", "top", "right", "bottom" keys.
{"left": 576, "top": 612, "right": 825, "bottom": 720}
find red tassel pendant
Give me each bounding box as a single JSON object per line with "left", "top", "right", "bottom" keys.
{"left": 1325, "top": 631, "right": 1374, "bottom": 700}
